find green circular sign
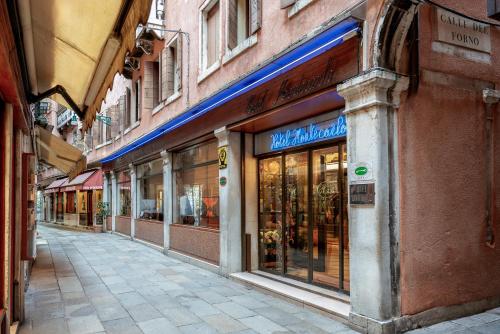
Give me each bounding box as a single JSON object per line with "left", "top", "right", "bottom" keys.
{"left": 220, "top": 176, "right": 227, "bottom": 186}
{"left": 355, "top": 166, "right": 368, "bottom": 176}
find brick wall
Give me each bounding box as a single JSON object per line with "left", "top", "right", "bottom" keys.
{"left": 170, "top": 224, "right": 220, "bottom": 265}
{"left": 115, "top": 216, "right": 131, "bottom": 235}
{"left": 135, "top": 219, "right": 164, "bottom": 246}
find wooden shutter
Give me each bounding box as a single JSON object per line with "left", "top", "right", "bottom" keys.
{"left": 280, "top": 0, "right": 296, "bottom": 9}
{"left": 176, "top": 35, "right": 183, "bottom": 90}
{"left": 166, "top": 45, "right": 174, "bottom": 97}
{"left": 92, "top": 121, "right": 99, "bottom": 147}
{"left": 227, "top": 0, "right": 237, "bottom": 49}
{"left": 110, "top": 105, "right": 119, "bottom": 138}
{"left": 249, "top": 0, "right": 261, "bottom": 35}
{"left": 161, "top": 46, "right": 168, "bottom": 100}
{"left": 119, "top": 94, "right": 127, "bottom": 131}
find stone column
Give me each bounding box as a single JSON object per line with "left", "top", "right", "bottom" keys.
{"left": 337, "top": 69, "right": 408, "bottom": 334}
{"left": 111, "top": 171, "right": 117, "bottom": 232}
{"left": 129, "top": 164, "right": 137, "bottom": 239}
{"left": 214, "top": 127, "right": 242, "bottom": 276}
{"left": 161, "top": 151, "right": 173, "bottom": 252}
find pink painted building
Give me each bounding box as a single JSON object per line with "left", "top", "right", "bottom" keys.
{"left": 84, "top": 1, "right": 500, "bottom": 333}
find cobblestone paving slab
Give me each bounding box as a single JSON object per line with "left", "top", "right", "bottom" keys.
{"left": 19, "top": 225, "right": 499, "bottom": 334}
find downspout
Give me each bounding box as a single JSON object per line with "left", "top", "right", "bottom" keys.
{"left": 483, "top": 89, "right": 499, "bottom": 248}
{"left": 17, "top": 0, "right": 38, "bottom": 95}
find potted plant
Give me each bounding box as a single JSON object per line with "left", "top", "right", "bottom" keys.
{"left": 96, "top": 201, "right": 110, "bottom": 226}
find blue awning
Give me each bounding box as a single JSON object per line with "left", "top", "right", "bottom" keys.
{"left": 100, "top": 18, "right": 360, "bottom": 163}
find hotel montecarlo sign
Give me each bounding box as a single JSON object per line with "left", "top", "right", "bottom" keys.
{"left": 254, "top": 111, "right": 346, "bottom": 155}
{"left": 436, "top": 7, "right": 491, "bottom": 53}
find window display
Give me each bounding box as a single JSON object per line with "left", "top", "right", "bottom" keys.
{"left": 118, "top": 171, "right": 131, "bottom": 217}
{"left": 173, "top": 140, "right": 219, "bottom": 229}
{"left": 137, "top": 159, "right": 164, "bottom": 221}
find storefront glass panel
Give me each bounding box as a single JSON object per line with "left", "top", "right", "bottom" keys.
{"left": 285, "top": 152, "right": 308, "bottom": 280}
{"left": 118, "top": 171, "right": 131, "bottom": 216}
{"left": 137, "top": 159, "right": 163, "bottom": 221}
{"left": 173, "top": 141, "right": 219, "bottom": 229}
{"left": 259, "top": 157, "right": 283, "bottom": 273}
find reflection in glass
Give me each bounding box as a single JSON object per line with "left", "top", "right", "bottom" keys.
{"left": 137, "top": 159, "right": 164, "bottom": 221}
{"left": 312, "top": 147, "right": 342, "bottom": 288}
{"left": 259, "top": 157, "right": 283, "bottom": 273}
{"left": 285, "top": 153, "right": 308, "bottom": 280}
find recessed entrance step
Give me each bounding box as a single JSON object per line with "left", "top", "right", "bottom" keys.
{"left": 230, "top": 271, "right": 351, "bottom": 320}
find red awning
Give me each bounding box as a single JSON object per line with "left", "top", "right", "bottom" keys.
{"left": 44, "top": 178, "right": 68, "bottom": 194}
{"left": 59, "top": 170, "right": 103, "bottom": 192}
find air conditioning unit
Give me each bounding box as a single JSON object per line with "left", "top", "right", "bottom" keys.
{"left": 488, "top": 0, "right": 500, "bottom": 20}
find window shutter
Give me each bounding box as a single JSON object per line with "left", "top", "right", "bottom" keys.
{"left": 280, "top": 0, "right": 296, "bottom": 9}
{"left": 92, "top": 121, "right": 99, "bottom": 148}
{"left": 161, "top": 46, "right": 168, "bottom": 100}
{"left": 119, "top": 94, "right": 126, "bottom": 131}
{"left": 110, "top": 105, "right": 119, "bottom": 138}
{"left": 176, "top": 35, "right": 183, "bottom": 90}
{"left": 228, "top": 0, "right": 237, "bottom": 49}
{"left": 249, "top": 0, "right": 262, "bottom": 35}
{"left": 166, "top": 45, "right": 174, "bottom": 97}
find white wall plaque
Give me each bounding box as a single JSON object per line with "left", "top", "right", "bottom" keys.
{"left": 436, "top": 8, "right": 491, "bottom": 54}
{"left": 350, "top": 162, "right": 373, "bottom": 182}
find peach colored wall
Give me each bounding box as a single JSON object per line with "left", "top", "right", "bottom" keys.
{"left": 398, "top": 3, "right": 500, "bottom": 315}
{"left": 170, "top": 224, "right": 220, "bottom": 264}
{"left": 135, "top": 218, "right": 164, "bottom": 246}
{"left": 87, "top": 0, "right": 363, "bottom": 164}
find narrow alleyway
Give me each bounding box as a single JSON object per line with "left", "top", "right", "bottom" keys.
{"left": 20, "top": 225, "right": 500, "bottom": 334}
{"left": 20, "top": 225, "right": 357, "bottom": 334}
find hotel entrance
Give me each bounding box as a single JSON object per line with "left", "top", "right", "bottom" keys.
{"left": 256, "top": 112, "right": 349, "bottom": 292}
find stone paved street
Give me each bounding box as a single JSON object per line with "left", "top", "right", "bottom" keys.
{"left": 20, "top": 225, "right": 358, "bottom": 334}
{"left": 20, "top": 225, "right": 500, "bottom": 334}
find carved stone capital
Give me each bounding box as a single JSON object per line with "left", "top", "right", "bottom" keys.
{"left": 337, "top": 68, "right": 409, "bottom": 114}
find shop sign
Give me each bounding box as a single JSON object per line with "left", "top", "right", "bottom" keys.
{"left": 219, "top": 176, "right": 227, "bottom": 186}
{"left": 436, "top": 8, "right": 491, "bottom": 53}
{"left": 254, "top": 112, "right": 346, "bottom": 155}
{"left": 218, "top": 146, "right": 228, "bottom": 169}
{"left": 350, "top": 162, "right": 373, "bottom": 182}
{"left": 350, "top": 183, "right": 375, "bottom": 205}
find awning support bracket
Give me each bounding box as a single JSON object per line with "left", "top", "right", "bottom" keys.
{"left": 29, "top": 85, "right": 86, "bottom": 120}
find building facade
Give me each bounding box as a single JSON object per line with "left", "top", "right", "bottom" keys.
{"left": 84, "top": 1, "right": 500, "bottom": 333}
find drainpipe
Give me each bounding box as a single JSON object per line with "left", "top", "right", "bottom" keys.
{"left": 17, "top": 0, "right": 38, "bottom": 95}
{"left": 482, "top": 88, "right": 499, "bottom": 248}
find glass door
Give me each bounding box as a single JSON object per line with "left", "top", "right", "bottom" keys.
{"left": 258, "top": 143, "right": 349, "bottom": 292}
{"left": 259, "top": 157, "right": 283, "bottom": 273}
{"left": 284, "top": 152, "right": 309, "bottom": 281}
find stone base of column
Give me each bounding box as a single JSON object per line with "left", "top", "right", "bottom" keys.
{"left": 349, "top": 312, "right": 395, "bottom": 334}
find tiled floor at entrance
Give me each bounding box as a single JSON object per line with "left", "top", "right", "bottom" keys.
{"left": 20, "top": 225, "right": 358, "bottom": 334}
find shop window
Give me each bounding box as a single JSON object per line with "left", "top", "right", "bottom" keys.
{"left": 173, "top": 140, "right": 219, "bottom": 229}
{"left": 56, "top": 193, "right": 64, "bottom": 221}
{"left": 137, "top": 159, "right": 164, "bottom": 221}
{"left": 118, "top": 171, "right": 132, "bottom": 217}
{"left": 107, "top": 176, "right": 113, "bottom": 216}
{"left": 65, "top": 191, "right": 76, "bottom": 213}
{"left": 227, "top": 0, "right": 260, "bottom": 50}
{"left": 201, "top": 0, "right": 220, "bottom": 70}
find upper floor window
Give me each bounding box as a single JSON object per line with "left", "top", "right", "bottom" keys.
{"left": 134, "top": 80, "right": 141, "bottom": 121}
{"left": 122, "top": 88, "right": 132, "bottom": 130}
{"left": 161, "top": 34, "right": 182, "bottom": 100}
{"left": 201, "top": 0, "right": 220, "bottom": 71}
{"left": 227, "top": 0, "right": 261, "bottom": 50}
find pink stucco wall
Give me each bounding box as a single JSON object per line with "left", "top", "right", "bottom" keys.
{"left": 398, "top": 3, "right": 500, "bottom": 315}
{"left": 87, "top": 0, "right": 363, "bottom": 164}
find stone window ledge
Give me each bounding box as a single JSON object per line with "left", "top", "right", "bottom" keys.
{"left": 288, "top": 0, "right": 316, "bottom": 18}
{"left": 223, "top": 34, "right": 258, "bottom": 65}
{"left": 123, "top": 121, "right": 140, "bottom": 136}
{"left": 95, "top": 140, "right": 112, "bottom": 150}
{"left": 197, "top": 60, "right": 221, "bottom": 84}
